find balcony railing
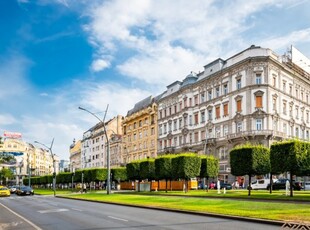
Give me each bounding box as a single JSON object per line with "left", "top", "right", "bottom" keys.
{"left": 226, "top": 130, "right": 287, "bottom": 140}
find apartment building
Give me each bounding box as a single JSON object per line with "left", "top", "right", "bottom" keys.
{"left": 122, "top": 96, "right": 159, "bottom": 164}
{"left": 81, "top": 115, "right": 123, "bottom": 169}
{"left": 0, "top": 137, "right": 59, "bottom": 184}
{"left": 157, "top": 45, "right": 310, "bottom": 182}
{"left": 69, "top": 139, "right": 81, "bottom": 172}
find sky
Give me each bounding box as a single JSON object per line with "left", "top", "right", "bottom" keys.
{"left": 1, "top": 0, "right": 310, "bottom": 160}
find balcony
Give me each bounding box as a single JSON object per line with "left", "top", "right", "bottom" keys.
{"left": 226, "top": 130, "right": 287, "bottom": 141}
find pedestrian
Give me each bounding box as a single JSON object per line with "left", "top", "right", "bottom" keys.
{"left": 132, "top": 181, "right": 135, "bottom": 190}
{"left": 83, "top": 183, "right": 87, "bottom": 193}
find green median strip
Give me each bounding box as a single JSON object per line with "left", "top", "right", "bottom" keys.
{"left": 50, "top": 190, "right": 310, "bottom": 224}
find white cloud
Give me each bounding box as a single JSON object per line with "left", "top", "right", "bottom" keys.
{"left": 91, "top": 58, "right": 110, "bottom": 72}
{"left": 261, "top": 28, "right": 310, "bottom": 52}
{"left": 0, "top": 114, "right": 16, "bottom": 126}
{"left": 83, "top": 0, "right": 296, "bottom": 86}
{"left": 0, "top": 55, "right": 31, "bottom": 99}
{"left": 79, "top": 82, "right": 151, "bottom": 120}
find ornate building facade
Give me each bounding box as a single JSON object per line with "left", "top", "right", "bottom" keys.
{"left": 157, "top": 45, "right": 310, "bottom": 182}
{"left": 81, "top": 115, "right": 123, "bottom": 169}
{"left": 122, "top": 96, "right": 159, "bottom": 164}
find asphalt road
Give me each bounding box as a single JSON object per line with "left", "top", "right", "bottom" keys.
{"left": 0, "top": 194, "right": 280, "bottom": 230}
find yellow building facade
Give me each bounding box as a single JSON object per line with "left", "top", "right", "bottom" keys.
{"left": 0, "top": 137, "right": 59, "bottom": 184}
{"left": 69, "top": 139, "right": 81, "bottom": 172}
{"left": 122, "top": 96, "right": 159, "bottom": 164}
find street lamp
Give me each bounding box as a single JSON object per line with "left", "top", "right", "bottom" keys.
{"left": 78, "top": 105, "right": 111, "bottom": 195}
{"left": 34, "top": 138, "right": 56, "bottom": 197}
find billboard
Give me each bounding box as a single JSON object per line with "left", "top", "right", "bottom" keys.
{"left": 3, "top": 131, "right": 22, "bottom": 139}
{"left": 291, "top": 46, "right": 310, "bottom": 74}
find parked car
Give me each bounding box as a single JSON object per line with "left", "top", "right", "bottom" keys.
{"left": 266, "top": 179, "right": 302, "bottom": 191}
{"left": 9, "top": 185, "right": 18, "bottom": 194}
{"left": 214, "top": 182, "right": 232, "bottom": 190}
{"left": 304, "top": 181, "right": 310, "bottom": 190}
{"left": 0, "top": 187, "right": 11, "bottom": 197}
{"left": 16, "top": 186, "right": 34, "bottom": 196}
{"left": 249, "top": 178, "right": 276, "bottom": 190}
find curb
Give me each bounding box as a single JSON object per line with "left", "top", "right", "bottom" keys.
{"left": 56, "top": 195, "right": 285, "bottom": 227}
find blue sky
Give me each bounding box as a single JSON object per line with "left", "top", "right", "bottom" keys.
{"left": 1, "top": 0, "right": 310, "bottom": 160}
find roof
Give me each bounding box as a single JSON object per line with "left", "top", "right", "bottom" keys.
{"left": 127, "top": 95, "right": 154, "bottom": 116}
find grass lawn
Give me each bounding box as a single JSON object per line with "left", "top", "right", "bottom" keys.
{"left": 56, "top": 190, "right": 310, "bottom": 224}
{"left": 34, "top": 188, "right": 310, "bottom": 223}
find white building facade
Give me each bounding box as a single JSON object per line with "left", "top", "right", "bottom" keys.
{"left": 157, "top": 45, "right": 310, "bottom": 183}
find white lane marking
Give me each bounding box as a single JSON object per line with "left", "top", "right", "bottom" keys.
{"left": 38, "top": 208, "right": 69, "bottom": 214}
{"left": 71, "top": 208, "right": 83, "bottom": 212}
{"left": 108, "top": 216, "right": 128, "bottom": 222}
{"left": 0, "top": 203, "right": 42, "bottom": 230}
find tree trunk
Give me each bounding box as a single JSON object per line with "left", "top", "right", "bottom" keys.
{"left": 248, "top": 175, "right": 251, "bottom": 196}
{"left": 166, "top": 179, "right": 168, "bottom": 193}
{"left": 290, "top": 172, "right": 293, "bottom": 197}
{"left": 269, "top": 173, "right": 273, "bottom": 194}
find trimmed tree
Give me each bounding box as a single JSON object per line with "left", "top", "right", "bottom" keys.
{"left": 171, "top": 153, "right": 201, "bottom": 193}
{"left": 200, "top": 155, "right": 219, "bottom": 191}
{"left": 140, "top": 159, "right": 155, "bottom": 191}
{"left": 126, "top": 161, "right": 141, "bottom": 191}
{"left": 155, "top": 155, "right": 175, "bottom": 192}
{"left": 270, "top": 140, "right": 310, "bottom": 197}
{"left": 230, "top": 144, "right": 270, "bottom": 196}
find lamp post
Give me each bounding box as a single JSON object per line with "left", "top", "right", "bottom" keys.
{"left": 79, "top": 105, "right": 111, "bottom": 195}
{"left": 35, "top": 138, "right": 56, "bottom": 197}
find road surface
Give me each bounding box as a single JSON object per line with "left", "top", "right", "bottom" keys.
{"left": 0, "top": 194, "right": 280, "bottom": 230}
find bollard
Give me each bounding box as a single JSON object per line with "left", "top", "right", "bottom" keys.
{"left": 224, "top": 187, "right": 226, "bottom": 194}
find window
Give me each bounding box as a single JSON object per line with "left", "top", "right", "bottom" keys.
{"left": 173, "top": 120, "right": 177, "bottom": 131}
{"left": 223, "top": 103, "right": 228, "bottom": 116}
{"left": 223, "top": 125, "right": 228, "bottom": 135}
{"left": 194, "top": 95, "right": 198, "bottom": 105}
{"left": 179, "top": 102, "right": 183, "bottom": 111}
{"left": 256, "top": 119, "right": 262, "bottom": 130}
{"left": 256, "top": 95, "right": 262, "bottom": 108}
{"left": 208, "top": 108, "right": 213, "bottom": 120}
{"left": 163, "top": 124, "right": 167, "bottom": 134}
{"left": 272, "top": 98, "right": 276, "bottom": 111}
{"left": 215, "top": 106, "right": 220, "bottom": 119}
{"left": 194, "top": 132, "right": 199, "bottom": 143}
{"left": 208, "top": 90, "right": 212, "bottom": 100}
{"left": 236, "top": 100, "right": 242, "bottom": 112}
{"left": 189, "top": 115, "right": 192, "bottom": 126}
{"left": 289, "top": 85, "right": 293, "bottom": 95}
{"left": 296, "top": 106, "right": 299, "bottom": 119}
{"left": 200, "top": 131, "right": 206, "bottom": 140}
{"left": 295, "top": 127, "right": 299, "bottom": 138}
{"left": 296, "top": 89, "right": 299, "bottom": 99}
{"left": 184, "top": 98, "right": 187, "bottom": 108}
{"left": 174, "top": 105, "right": 177, "bottom": 114}
{"left": 289, "top": 105, "right": 293, "bottom": 117}
{"left": 179, "top": 118, "right": 182, "bottom": 129}
{"left": 273, "top": 76, "right": 276, "bottom": 87}
{"left": 201, "top": 92, "right": 205, "bottom": 103}
{"left": 134, "top": 122, "right": 136, "bottom": 129}
{"left": 236, "top": 122, "right": 242, "bottom": 133}
{"left": 201, "top": 111, "right": 205, "bottom": 123}
{"left": 216, "top": 87, "right": 220, "bottom": 97}
{"left": 283, "top": 101, "right": 287, "bottom": 115}
{"left": 168, "top": 122, "right": 172, "bottom": 132}
{"left": 223, "top": 84, "right": 228, "bottom": 95}
{"left": 139, "top": 120, "right": 142, "bottom": 127}
{"left": 194, "top": 113, "right": 199, "bottom": 125}
{"left": 216, "top": 126, "right": 221, "bottom": 137}
{"left": 283, "top": 81, "right": 286, "bottom": 92}
{"left": 256, "top": 74, "right": 262, "bottom": 84}
{"left": 169, "top": 107, "right": 172, "bottom": 116}
{"left": 189, "top": 98, "right": 192, "bottom": 107}
{"left": 237, "top": 79, "right": 241, "bottom": 90}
